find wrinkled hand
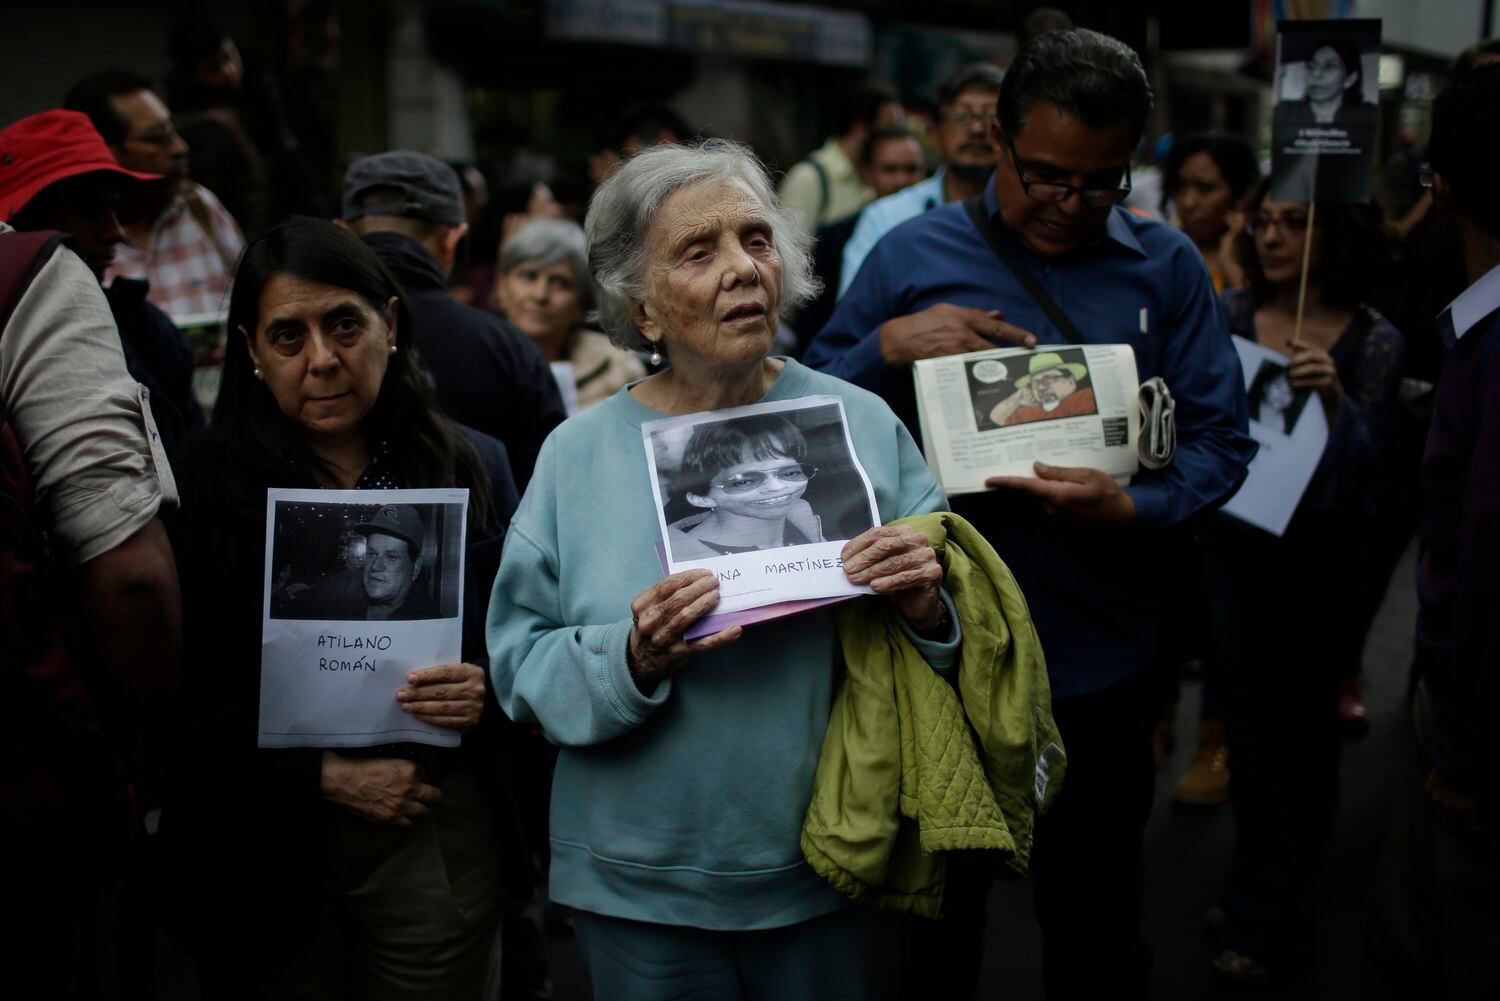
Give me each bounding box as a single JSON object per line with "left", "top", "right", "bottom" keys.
{"left": 1286, "top": 345, "right": 1343, "bottom": 414}
{"left": 842, "top": 525, "right": 945, "bottom": 631}
{"left": 320, "top": 752, "right": 442, "bottom": 828}
{"left": 396, "top": 663, "right": 487, "bottom": 731}
{"left": 1425, "top": 768, "right": 1493, "bottom": 836}
{"left": 879, "top": 304, "right": 1037, "bottom": 367}
{"left": 986, "top": 462, "right": 1137, "bottom": 526}
{"left": 628, "top": 570, "right": 742, "bottom": 694}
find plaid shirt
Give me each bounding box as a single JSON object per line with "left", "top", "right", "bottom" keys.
{"left": 107, "top": 183, "right": 244, "bottom": 322}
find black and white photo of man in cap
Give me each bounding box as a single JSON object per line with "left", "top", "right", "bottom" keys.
{"left": 272, "top": 503, "right": 440, "bottom": 621}
{"left": 351, "top": 504, "right": 434, "bottom": 620}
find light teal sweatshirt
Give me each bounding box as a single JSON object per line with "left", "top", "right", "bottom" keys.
{"left": 487, "top": 359, "right": 956, "bottom": 930}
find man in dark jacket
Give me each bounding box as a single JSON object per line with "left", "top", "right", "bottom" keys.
{"left": 0, "top": 110, "right": 207, "bottom": 477}
{"left": 339, "top": 151, "right": 565, "bottom": 491}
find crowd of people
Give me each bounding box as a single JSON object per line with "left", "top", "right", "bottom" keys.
{"left": 4, "top": 12, "right": 1498, "bottom": 1001}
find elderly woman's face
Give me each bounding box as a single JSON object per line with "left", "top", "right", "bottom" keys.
{"left": 1306, "top": 46, "right": 1355, "bottom": 103}
{"left": 245, "top": 273, "right": 397, "bottom": 443}
{"left": 496, "top": 258, "right": 584, "bottom": 344}
{"left": 635, "top": 178, "right": 782, "bottom": 367}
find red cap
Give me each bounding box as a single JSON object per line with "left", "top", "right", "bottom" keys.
{"left": 0, "top": 109, "right": 163, "bottom": 223}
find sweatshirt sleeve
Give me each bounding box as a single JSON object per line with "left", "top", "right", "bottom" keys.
{"left": 487, "top": 522, "right": 672, "bottom": 747}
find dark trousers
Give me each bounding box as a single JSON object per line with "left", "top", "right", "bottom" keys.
{"left": 899, "top": 670, "right": 1156, "bottom": 1001}
{"left": 1033, "top": 669, "right": 1157, "bottom": 1000}
{"left": 1201, "top": 516, "right": 1351, "bottom": 969}
{"left": 1366, "top": 691, "right": 1500, "bottom": 1001}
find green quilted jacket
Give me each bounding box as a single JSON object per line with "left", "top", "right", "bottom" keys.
{"left": 801, "top": 511, "right": 1065, "bottom": 918}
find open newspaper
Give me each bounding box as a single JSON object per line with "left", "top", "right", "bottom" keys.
{"left": 913, "top": 344, "right": 1141, "bottom": 495}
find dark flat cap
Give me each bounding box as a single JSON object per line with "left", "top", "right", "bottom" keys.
{"left": 342, "top": 151, "right": 463, "bottom": 226}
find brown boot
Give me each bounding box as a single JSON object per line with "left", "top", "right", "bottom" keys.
{"left": 1173, "top": 719, "right": 1229, "bottom": 806}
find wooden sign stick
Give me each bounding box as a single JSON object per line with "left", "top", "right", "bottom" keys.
{"left": 1290, "top": 200, "right": 1317, "bottom": 349}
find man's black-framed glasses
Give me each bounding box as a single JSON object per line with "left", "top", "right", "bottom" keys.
{"left": 1003, "top": 134, "right": 1132, "bottom": 207}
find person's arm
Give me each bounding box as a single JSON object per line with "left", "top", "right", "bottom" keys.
{"left": 805, "top": 244, "right": 1034, "bottom": 391}
{"left": 777, "top": 160, "right": 824, "bottom": 238}
{"left": 78, "top": 517, "right": 182, "bottom": 733}
{"left": 1301, "top": 320, "right": 1405, "bottom": 506}
{"left": 494, "top": 323, "right": 567, "bottom": 493}
{"left": 488, "top": 524, "right": 674, "bottom": 746}
{"left": 1122, "top": 249, "right": 1258, "bottom": 529}
{"left": 0, "top": 246, "right": 178, "bottom": 565}
{"left": 1431, "top": 330, "right": 1500, "bottom": 807}
{"left": 890, "top": 418, "right": 961, "bottom": 674}
{"left": 838, "top": 203, "right": 886, "bottom": 299}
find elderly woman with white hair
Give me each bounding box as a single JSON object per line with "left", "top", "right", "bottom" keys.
{"left": 486, "top": 139, "right": 958, "bottom": 1000}
{"left": 494, "top": 217, "right": 645, "bottom": 411}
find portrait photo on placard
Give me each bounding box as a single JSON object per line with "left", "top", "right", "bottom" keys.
{"left": 967, "top": 347, "right": 1099, "bottom": 431}
{"left": 268, "top": 499, "right": 465, "bottom": 621}
{"left": 1269, "top": 18, "right": 1382, "bottom": 203}
{"left": 1247, "top": 358, "right": 1313, "bottom": 436}
{"left": 646, "top": 400, "right": 877, "bottom": 565}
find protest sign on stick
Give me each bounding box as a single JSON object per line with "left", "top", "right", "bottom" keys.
{"left": 1269, "top": 19, "right": 1381, "bottom": 346}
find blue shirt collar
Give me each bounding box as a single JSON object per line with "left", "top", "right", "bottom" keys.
{"left": 982, "top": 174, "right": 1148, "bottom": 260}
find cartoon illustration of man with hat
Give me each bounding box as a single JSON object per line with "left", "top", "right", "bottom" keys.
{"left": 990, "top": 350, "right": 1098, "bottom": 428}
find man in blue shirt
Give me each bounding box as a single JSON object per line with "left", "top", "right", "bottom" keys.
{"left": 805, "top": 28, "right": 1253, "bottom": 1000}
{"left": 838, "top": 63, "right": 1005, "bottom": 298}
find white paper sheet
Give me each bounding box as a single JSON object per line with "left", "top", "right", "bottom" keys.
{"left": 641, "top": 396, "right": 878, "bottom": 616}
{"left": 1221, "top": 338, "right": 1330, "bottom": 537}
{"left": 258, "top": 487, "right": 468, "bottom": 749}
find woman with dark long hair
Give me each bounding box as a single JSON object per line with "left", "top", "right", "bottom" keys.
{"left": 1160, "top": 131, "right": 1261, "bottom": 291}
{"left": 1203, "top": 181, "right": 1402, "bottom": 985}
{"left": 161, "top": 220, "right": 518, "bottom": 999}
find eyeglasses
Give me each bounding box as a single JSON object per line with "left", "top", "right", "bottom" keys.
{"left": 1244, "top": 211, "right": 1311, "bottom": 236}
{"left": 124, "top": 122, "right": 181, "bottom": 147}
{"left": 942, "top": 110, "right": 998, "bottom": 129}
{"left": 712, "top": 464, "right": 818, "bottom": 494}
{"left": 1031, "top": 371, "right": 1075, "bottom": 388}
{"left": 1003, "top": 135, "right": 1132, "bottom": 207}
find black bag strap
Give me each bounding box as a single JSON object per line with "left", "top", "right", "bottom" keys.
{"left": 962, "top": 195, "right": 1084, "bottom": 345}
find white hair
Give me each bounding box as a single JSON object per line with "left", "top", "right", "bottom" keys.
{"left": 584, "top": 138, "right": 820, "bottom": 351}
{"left": 500, "top": 217, "right": 594, "bottom": 311}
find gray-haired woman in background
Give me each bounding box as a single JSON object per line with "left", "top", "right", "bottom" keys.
{"left": 486, "top": 140, "right": 958, "bottom": 1000}
{"left": 494, "top": 217, "right": 645, "bottom": 411}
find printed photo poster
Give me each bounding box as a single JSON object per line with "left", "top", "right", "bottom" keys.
{"left": 258, "top": 488, "right": 468, "bottom": 749}
{"left": 641, "top": 396, "right": 879, "bottom": 618}
{"left": 1221, "top": 338, "right": 1330, "bottom": 537}
{"left": 1269, "top": 18, "right": 1382, "bottom": 203}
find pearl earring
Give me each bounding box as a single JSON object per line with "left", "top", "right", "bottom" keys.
{"left": 389, "top": 344, "right": 398, "bottom": 355}
{"left": 253, "top": 366, "right": 263, "bottom": 380}
{"left": 648, "top": 340, "right": 663, "bottom": 367}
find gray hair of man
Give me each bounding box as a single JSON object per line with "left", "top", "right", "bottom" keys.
{"left": 585, "top": 138, "right": 820, "bottom": 352}
{"left": 499, "top": 217, "right": 596, "bottom": 313}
